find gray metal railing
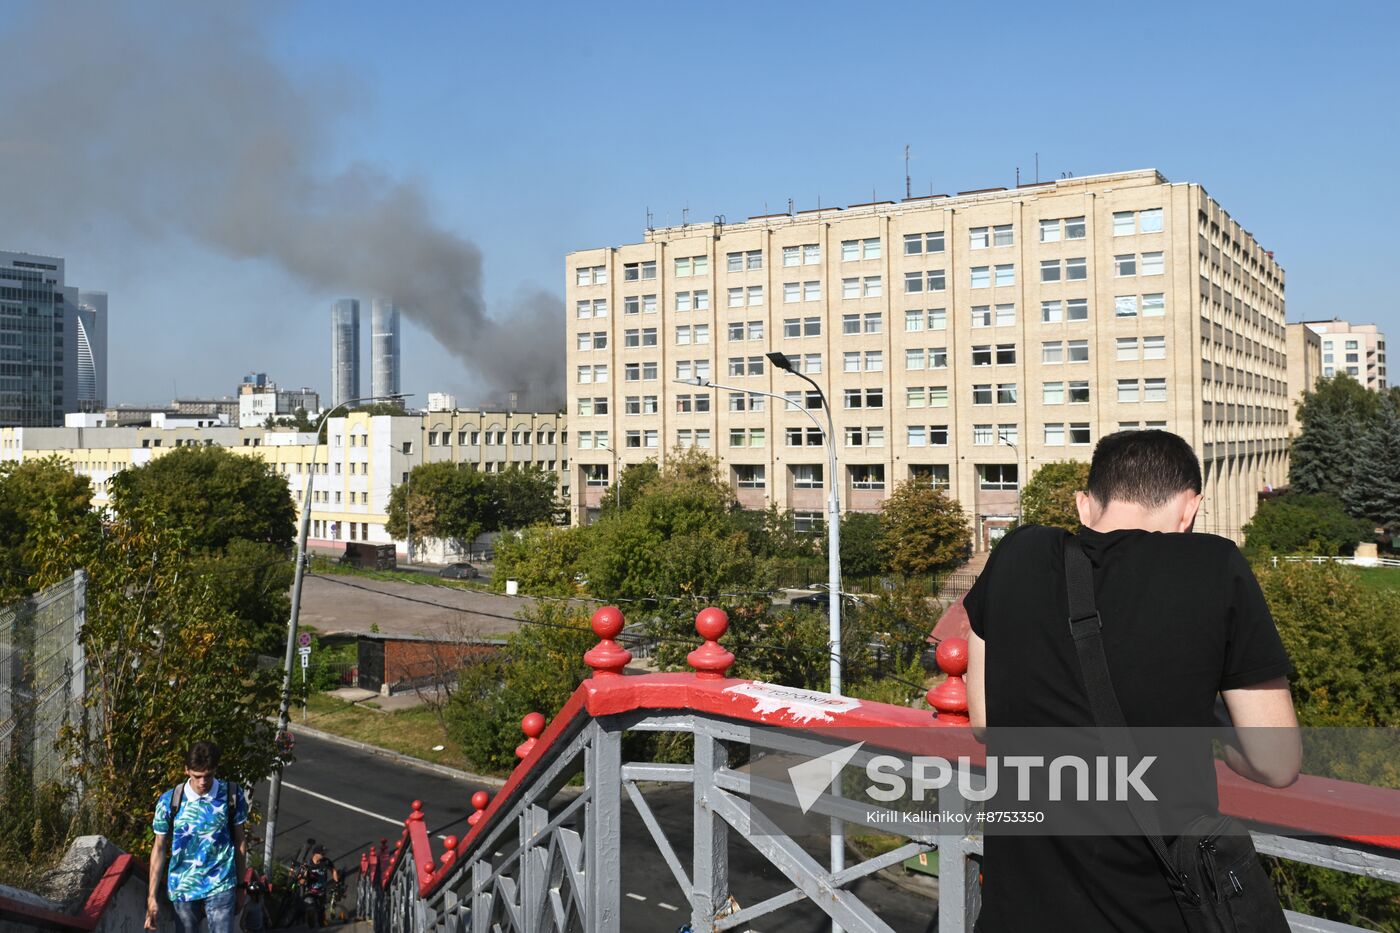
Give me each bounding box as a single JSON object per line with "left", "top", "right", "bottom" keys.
{"left": 354, "top": 610, "right": 1400, "bottom": 933}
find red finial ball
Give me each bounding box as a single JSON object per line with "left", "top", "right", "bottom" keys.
{"left": 584, "top": 606, "right": 632, "bottom": 677}
{"left": 422, "top": 860, "right": 433, "bottom": 875}
{"left": 591, "top": 605, "right": 625, "bottom": 640}
{"left": 695, "top": 606, "right": 729, "bottom": 641}
{"left": 444, "top": 835, "right": 458, "bottom": 851}
{"left": 688, "top": 607, "right": 735, "bottom": 679}
{"left": 472, "top": 790, "right": 489, "bottom": 810}
{"left": 412, "top": 799, "right": 423, "bottom": 812}
{"left": 516, "top": 712, "right": 546, "bottom": 759}
{"left": 936, "top": 638, "right": 969, "bottom": 677}
{"left": 927, "top": 637, "right": 970, "bottom": 724}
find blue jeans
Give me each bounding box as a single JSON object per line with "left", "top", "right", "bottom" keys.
{"left": 172, "top": 887, "right": 237, "bottom": 933}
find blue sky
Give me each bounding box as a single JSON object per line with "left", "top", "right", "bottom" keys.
{"left": 9, "top": 0, "right": 1399, "bottom": 405}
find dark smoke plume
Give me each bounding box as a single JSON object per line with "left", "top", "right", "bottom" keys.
{"left": 0, "top": 3, "right": 563, "bottom": 408}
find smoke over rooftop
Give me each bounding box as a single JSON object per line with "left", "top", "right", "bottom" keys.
{"left": 0, "top": 2, "right": 563, "bottom": 408}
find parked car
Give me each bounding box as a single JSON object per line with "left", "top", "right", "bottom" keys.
{"left": 788, "top": 588, "right": 861, "bottom": 609}
{"left": 439, "top": 562, "right": 479, "bottom": 580}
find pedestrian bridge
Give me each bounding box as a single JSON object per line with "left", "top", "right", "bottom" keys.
{"left": 354, "top": 607, "right": 1400, "bottom": 933}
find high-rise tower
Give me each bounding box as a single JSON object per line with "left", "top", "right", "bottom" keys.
{"left": 1, "top": 251, "right": 75, "bottom": 426}
{"left": 331, "top": 298, "right": 360, "bottom": 409}
{"left": 74, "top": 290, "right": 108, "bottom": 411}
{"left": 371, "top": 299, "right": 402, "bottom": 403}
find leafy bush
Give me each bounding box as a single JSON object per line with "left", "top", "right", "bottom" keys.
{"left": 1242, "top": 492, "right": 1372, "bottom": 557}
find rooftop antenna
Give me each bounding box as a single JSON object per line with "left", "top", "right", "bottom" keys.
{"left": 682, "top": 205, "right": 689, "bottom": 228}
{"left": 1035, "top": 152, "right": 1040, "bottom": 183}
{"left": 905, "top": 145, "right": 911, "bottom": 199}
{"left": 714, "top": 214, "right": 725, "bottom": 240}
{"left": 1016, "top": 166, "right": 1020, "bottom": 186}
{"left": 787, "top": 198, "right": 794, "bottom": 217}
{"left": 646, "top": 206, "right": 654, "bottom": 232}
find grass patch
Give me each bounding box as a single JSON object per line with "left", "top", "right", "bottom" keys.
{"left": 309, "top": 557, "right": 492, "bottom": 592}
{"left": 1350, "top": 566, "right": 1400, "bottom": 595}
{"left": 299, "top": 692, "right": 464, "bottom": 767}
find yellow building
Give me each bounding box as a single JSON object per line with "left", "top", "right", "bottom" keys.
{"left": 1, "top": 408, "right": 569, "bottom": 557}
{"left": 566, "top": 169, "right": 1288, "bottom": 545}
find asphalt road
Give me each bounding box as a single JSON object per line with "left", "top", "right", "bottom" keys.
{"left": 255, "top": 733, "right": 937, "bottom": 932}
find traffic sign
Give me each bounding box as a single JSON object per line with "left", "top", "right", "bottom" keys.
{"left": 299, "top": 654, "right": 309, "bottom": 669}
{"left": 298, "top": 646, "right": 312, "bottom": 657}
{"left": 299, "top": 633, "right": 312, "bottom": 648}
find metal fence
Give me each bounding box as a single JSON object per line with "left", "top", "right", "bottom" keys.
{"left": 0, "top": 572, "right": 87, "bottom": 785}
{"left": 1272, "top": 555, "right": 1400, "bottom": 569}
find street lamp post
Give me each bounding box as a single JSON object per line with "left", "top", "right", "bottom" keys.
{"left": 763, "top": 351, "right": 845, "bottom": 933}
{"left": 999, "top": 432, "right": 1023, "bottom": 527}
{"left": 262, "top": 393, "right": 407, "bottom": 870}
{"left": 401, "top": 441, "right": 413, "bottom": 566}
{"left": 596, "top": 442, "right": 622, "bottom": 513}
{"left": 680, "top": 359, "right": 850, "bottom": 930}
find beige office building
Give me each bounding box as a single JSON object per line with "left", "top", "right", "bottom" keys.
{"left": 1, "top": 408, "right": 568, "bottom": 559}
{"left": 1300, "top": 319, "right": 1388, "bottom": 391}
{"left": 566, "top": 169, "right": 1288, "bottom": 546}
{"left": 1285, "top": 323, "right": 1323, "bottom": 434}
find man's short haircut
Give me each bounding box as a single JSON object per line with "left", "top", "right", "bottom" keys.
{"left": 186, "top": 740, "right": 221, "bottom": 772}
{"left": 1085, "top": 430, "right": 1202, "bottom": 510}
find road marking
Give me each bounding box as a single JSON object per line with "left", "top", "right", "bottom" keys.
{"left": 281, "top": 782, "right": 464, "bottom": 844}
{"left": 658, "top": 901, "right": 679, "bottom": 911}
{"left": 625, "top": 892, "right": 646, "bottom": 902}
{"left": 283, "top": 782, "right": 404, "bottom": 828}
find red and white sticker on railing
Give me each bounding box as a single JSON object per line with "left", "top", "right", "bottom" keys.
{"left": 724, "top": 682, "right": 862, "bottom": 724}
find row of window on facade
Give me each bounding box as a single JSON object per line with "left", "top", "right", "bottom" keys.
{"left": 574, "top": 253, "right": 1166, "bottom": 318}
{"left": 311, "top": 519, "right": 371, "bottom": 542}
{"left": 576, "top": 335, "right": 1167, "bottom": 385}
{"left": 424, "top": 429, "right": 561, "bottom": 447}
{"left": 576, "top": 294, "right": 1170, "bottom": 351}
{"left": 573, "top": 210, "right": 1168, "bottom": 286}
{"left": 580, "top": 461, "right": 1019, "bottom": 499}
{"left": 573, "top": 417, "right": 1165, "bottom": 455}
{"left": 580, "top": 374, "right": 1165, "bottom": 419}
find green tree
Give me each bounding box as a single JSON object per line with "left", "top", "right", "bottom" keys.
{"left": 1253, "top": 560, "right": 1400, "bottom": 926}
{"left": 1343, "top": 397, "right": 1400, "bottom": 532}
{"left": 445, "top": 601, "right": 595, "bottom": 774}
{"left": 492, "top": 467, "right": 561, "bottom": 529}
{"left": 0, "top": 456, "right": 97, "bottom": 600}
{"left": 1021, "top": 460, "right": 1090, "bottom": 532}
{"left": 105, "top": 447, "right": 296, "bottom": 651}
{"left": 385, "top": 461, "right": 496, "bottom": 549}
{"left": 597, "top": 460, "right": 660, "bottom": 514}
{"left": 1289, "top": 374, "right": 1380, "bottom": 498}
{"left": 820, "top": 511, "right": 886, "bottom": 581}
{"left": 581, "top": 451, "right": 755, "bottom": 603}
{"left": 878, "top": 480, "right": 971, "bottom": 578}
{"left": 1242, "top": 492, "right": 1371, "bottom": 557}
{"left": 491, "top": 524, "right": 588, "bottom": 596}
{"left": 108, "top": 446, "right": 295, "bottom": 550}
{"left": 23, "top": 495, "right": 286, "bottom": 855}
{"left": 265, "top": 407, "right": 315, "bottom": 432}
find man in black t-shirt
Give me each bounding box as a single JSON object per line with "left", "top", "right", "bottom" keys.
{"left": 965, "top": 430, "right": 1300, "bottom": 932}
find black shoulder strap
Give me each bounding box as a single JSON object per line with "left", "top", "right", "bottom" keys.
{"left": 226, "top": 781, "right": 238, "bottom": 837}
{"left": 170, "top": 782, "right": 185, "bottom": 826}
{"left": 1065, "top": 536, "right": 1187, "bottom": 891}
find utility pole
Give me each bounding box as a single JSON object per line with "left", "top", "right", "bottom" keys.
{"left": 263, "top": 394, "right": 407, "bottom": 870}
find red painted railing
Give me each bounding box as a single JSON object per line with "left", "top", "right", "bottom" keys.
{"left": 0, "top": 854, "right": 142, "bottom": 931}
{"left": 365, "top": 605, "right": 1400, "bottom": 901}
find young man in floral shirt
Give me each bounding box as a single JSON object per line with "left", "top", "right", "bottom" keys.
{"left": 146, "top": 741, "right": 249, "bottom": 933}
